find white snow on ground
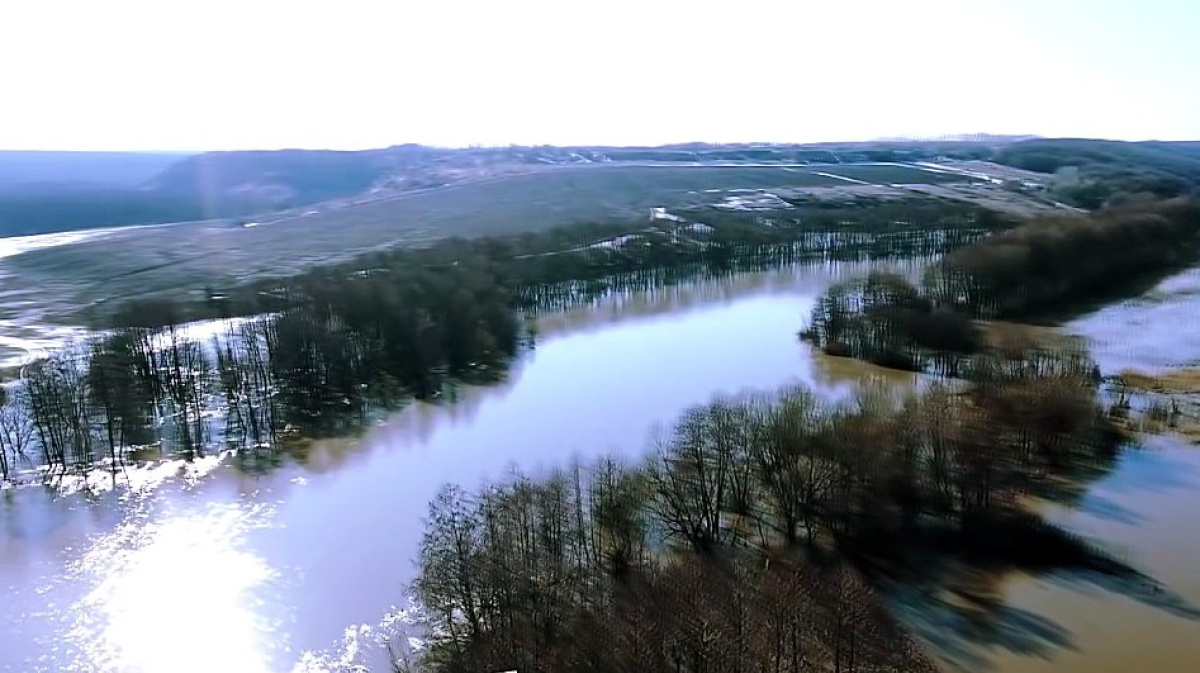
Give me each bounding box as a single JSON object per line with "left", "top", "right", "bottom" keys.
{"left": 148, "top": 316, "right": 259, "bottom": 349}
{"left": 650, "top": 207, "right": 686, "bottom": 222}
{"left": 589, "top": 235, "right": 640, "bottom": 250}
{"left": 0, "top": 227, "right": 139, "bottom": 262}
{"left": 810, "top": 171, "right": 872, "bottom": 185}
{"left": 715, "top": 192, "right": 793, "bottom": 211}
{"left": 0, "top": 316, "right": 259, "bottom": 372}
{"left": 0, "top": 322, "right": 89, "bottom": 370}
{"left": 0, "top": 227, "right": 139, "bottom": 368}
{"left": 40, "top": 450, "right": 236, "bottom": 497}
{"left": 911, "top": 161, "right": 1003, "bottom": 184}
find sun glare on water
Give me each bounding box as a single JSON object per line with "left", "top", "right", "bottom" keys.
{"left": 62, "top": 501, "right": 278, "bottom": 673}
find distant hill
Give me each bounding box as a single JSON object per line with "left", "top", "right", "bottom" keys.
{"left": 146, "top": 149, "right": 395, "bottom": 217}
{"left": 2, "top": 138, "right": 1199, "bottom": 238}
{"left": 0, "top": 184, "right": 205, "bottom": 237}
{"left": 870, "top": 133, "right": 1042, "bottom": 144}
{"left": 0, "top": 151, "right": 192, "bottom": 189}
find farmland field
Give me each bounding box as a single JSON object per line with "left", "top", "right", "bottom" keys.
{"left": 0, "top": 162, "right": 973, "bottom": 340}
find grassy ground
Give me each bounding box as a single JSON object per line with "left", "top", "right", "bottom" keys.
{"left": 1111, "top": 368, "right": 1200, "bottom": 444}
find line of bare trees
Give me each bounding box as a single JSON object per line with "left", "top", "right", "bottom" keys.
{"left": 927, "top": 196, "right": 1200, "bottom": 319}
{"left": 804, "top": 197, "right": 1200, "bottom": 372}
{"left": 407, "top": 341, "right": 1119, "bottom": 672}
{"left": 0, "top": 262, "right": 523, "bottom": 483}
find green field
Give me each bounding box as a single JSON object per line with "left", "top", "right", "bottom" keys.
{"left": 0, "top": 163, "right": 971, "bottom": 324}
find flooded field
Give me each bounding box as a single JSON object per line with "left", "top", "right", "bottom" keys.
{"left": 965, "top": 264, "right": 1200, "bottom": 673}
{"left": 1, "top": 260, "right": 1198, "bottom": 672}
{"left": 0, "top": 227, "right": 139, "bottom": 370}
{"left": 1066, "top": 266, "right": 1200, "bottom": 374}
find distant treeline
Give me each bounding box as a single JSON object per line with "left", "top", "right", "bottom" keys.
{"left": 932, "top": 197, "right": 1200, "bottom": 317}
{"left": 96, "top": 200, "right": 1001, "bottom": 330}
{"left": 404, "top": 343, "right": 1137, "bottom": 672}
{"left": 995, "top": 139, "right": 1200, "bottom": 208}
{"left": 804, "top": 198, "right": 1200, "bottom": 371}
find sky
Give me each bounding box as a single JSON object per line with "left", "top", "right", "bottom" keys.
{"left": 0, "top": 0, "right": 1197, "bottom": 151}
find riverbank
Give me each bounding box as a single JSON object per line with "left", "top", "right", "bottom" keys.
{"left": 0, "top": 261, "right": 907, "bottom": 672}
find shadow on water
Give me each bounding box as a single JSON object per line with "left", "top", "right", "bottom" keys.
{"left": 1075, "top": 493, "right": 1146, "bottom": 526}
{"left": 877, "top": 528, "right": 1200, "bottom": 670}
{"left": 1094, "top": 438, "right": 1200, "bottom": 496}
{"left": 869, "top": 443, "right": 1200, "bottom": 671}
{"left": 886, "top": 567, "right": 1077, "bottom": 672}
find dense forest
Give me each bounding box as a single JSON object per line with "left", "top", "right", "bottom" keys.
{"left": 401, "top": 341, "right": 1180, "bottom": 673}
{"left": 804, "top": 197, "right": 1200, "bottom": 372}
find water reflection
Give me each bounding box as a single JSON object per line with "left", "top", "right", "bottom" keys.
{"left": 536, "top": 257, "right": 927, "bottom": 341}
{"left": 64, "top": 500, "right": 279, "bottom": 673}
{"left": 3, "top": 261, "right": 1200, "bottom": 673}
{"left": 267, "top": 285, "right": 878, "bottom": 669}
{"left": 1, "top": 262, "right": 871, "bottom": 672}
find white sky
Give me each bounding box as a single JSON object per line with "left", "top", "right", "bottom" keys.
{"left": 0, "top": 0, "right": 1197, "bottom": 151}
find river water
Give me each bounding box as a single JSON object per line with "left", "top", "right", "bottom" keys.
{"left": 980, "top": 266, "right": 1200, "bottom": 673}
{"left": 1, "top": 261, "right": 1198, "bottom": 672}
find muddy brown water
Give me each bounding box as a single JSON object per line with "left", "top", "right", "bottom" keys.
{"left": 974, "top": 267, "right": 1200, "bottom": 673}
{"left": 1, "top": 261, "right": 1198, "bottom": 672}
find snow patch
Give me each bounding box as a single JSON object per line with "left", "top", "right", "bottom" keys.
{"left": 650, "top": 207, "right": 685, "bottom": 222}
{"left": 811, "top": 171, "right": 871, "bottom": 186}
{"left": 589, "top": 234, "right": 640, "bottom": 250}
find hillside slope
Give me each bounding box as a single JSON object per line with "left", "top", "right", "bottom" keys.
{"left": 994, "top": 139, "right": 1200, "bottom": 207}
{"left": 3, "top": 138, "right": 1199, "bottom": 238}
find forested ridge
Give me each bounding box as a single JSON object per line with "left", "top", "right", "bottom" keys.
{"left": 994, "top": 139, "right": 1200, "bottom": 208}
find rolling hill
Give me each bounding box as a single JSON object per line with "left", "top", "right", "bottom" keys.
{"left": 3, "top": 138, "right": 1199, "bottom": 238}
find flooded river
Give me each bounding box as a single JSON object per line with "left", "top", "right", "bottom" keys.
{"left": 0, "top": 261, "right": 912, "bottom": 672}
{"left": 977, "top": 267, "right": 1200, "bottom": 673}
{"left": 1, "top": 261, "right": 1199, "bottom": 672}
